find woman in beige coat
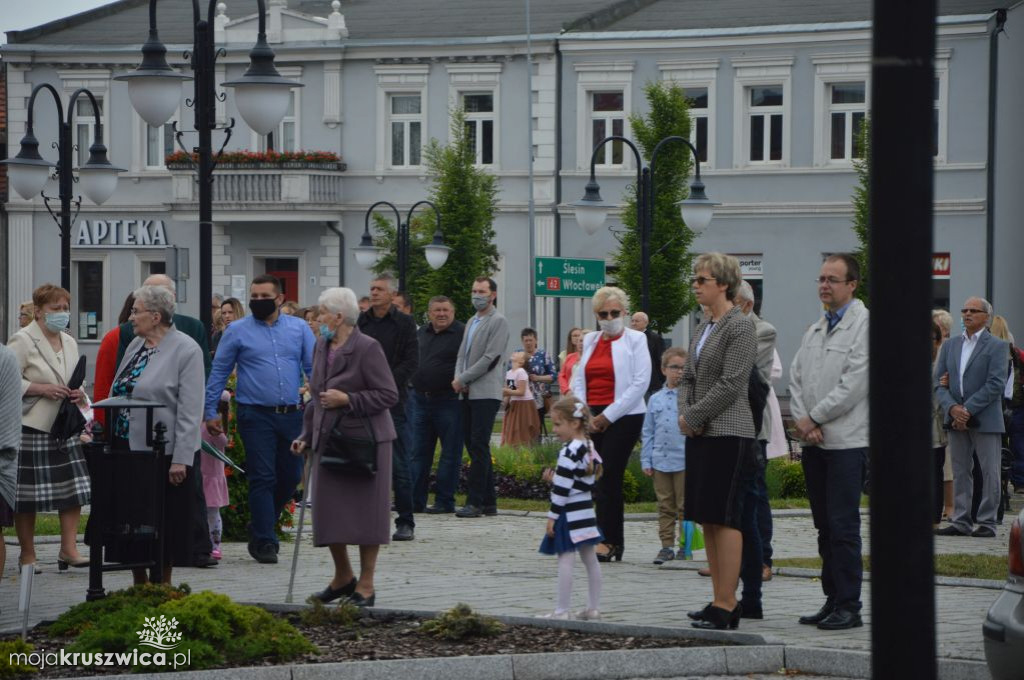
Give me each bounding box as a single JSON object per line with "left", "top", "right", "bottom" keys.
{"left": 8, "top": 284, "right": 91, "bottom": 572}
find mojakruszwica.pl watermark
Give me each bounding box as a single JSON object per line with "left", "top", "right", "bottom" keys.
{"left": 10, "top": 615, "right": 192, "bottom": 670}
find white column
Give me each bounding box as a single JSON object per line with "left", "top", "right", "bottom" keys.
{"left": 323, "top": 61, "right": 342, "bottom": 128}
{"left": 211, "top": 223, "right": 231, "bottom": 296}
{"left": 320, "top": 220, "right": 341, "bottom": 288}
{"left": 8, "top": 213, "right": 34, "bottom": 337}
{"left": 533, "top": 214, "right": 556, "bottom": 352}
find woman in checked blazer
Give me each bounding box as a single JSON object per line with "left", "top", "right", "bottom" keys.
{"left": 678, "top": 253, "right": 757, "bottom": 630}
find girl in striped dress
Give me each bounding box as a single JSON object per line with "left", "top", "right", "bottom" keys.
{"left": 538, "top": 396, "right": 604, "bottom": 620}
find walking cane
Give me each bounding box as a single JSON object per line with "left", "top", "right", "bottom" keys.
{"left": 286, "top": 452, "right": 313, "bottom": 604}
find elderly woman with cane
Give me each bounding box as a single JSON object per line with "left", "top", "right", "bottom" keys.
{"left": 292, "top": 287, "right": 398, "bottom": 607}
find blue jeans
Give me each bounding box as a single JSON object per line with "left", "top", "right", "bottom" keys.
{"left": 391, "top": 409, "right": 414, "bottom": 529}
{"left": 463, "top": 399, "right": 500, "bottom": 508}
{"left": 236, "top": 405, "right": 304, "bottom": 547}
{"left": 409, "top": 390, "right": 463, "bottom": 511}
{"left": 1009, "top": 407, "right": 1024, "bottom": 487}
{"left": 802, "top": 446, "right": 866, "bottom": 612}
{"left": 739, "top": 463, "right": 763, "bottom": 609}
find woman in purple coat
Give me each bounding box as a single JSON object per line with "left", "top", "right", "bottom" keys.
{"left": 291, "top": 287, "right": 398, "bottom": 607}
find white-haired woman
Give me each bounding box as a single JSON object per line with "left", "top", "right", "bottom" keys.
{"left": 292, "top": 287, "right": 398, "bottom": 607}
{"left": 89, "top": 285, "right": 205, "bottom": 584}
{"left": 571, "top": 286, "right": 651, "bottom": 562}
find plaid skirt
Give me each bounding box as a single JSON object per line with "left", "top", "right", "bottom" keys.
{"left": 16, "top": 427, "right": 91, "bottom": 513}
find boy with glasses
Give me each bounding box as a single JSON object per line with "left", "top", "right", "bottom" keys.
{"left": 641, "top": 347, "right": 689, "bottom": 564}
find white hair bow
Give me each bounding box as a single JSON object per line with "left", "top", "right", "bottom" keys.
{"left": 573, "top": 402, "right": 585, "bottom": 419}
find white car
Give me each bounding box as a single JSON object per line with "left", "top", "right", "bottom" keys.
{"left": 983, "top": 507, "right": 1024, "bottom": 680}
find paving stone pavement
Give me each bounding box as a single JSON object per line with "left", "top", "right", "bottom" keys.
{"left": 1, "top": 508, "right": 1012, "bottom": 665}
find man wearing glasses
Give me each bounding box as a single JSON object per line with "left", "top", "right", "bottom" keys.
{"left": 934, "top": 298, "right": 1009, "bottom": 539}
{"left": 789, "top": 253, "right": 869, "bottom": 631}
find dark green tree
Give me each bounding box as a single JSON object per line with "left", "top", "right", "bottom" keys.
{"left": 612, "top": 81, "right": 698, "bottom": 334}
{"left": 372, "top": 108, "right": 499, "bottom": 321}
{"left": 851, "top": 117, "right": 871, "bottom": 304}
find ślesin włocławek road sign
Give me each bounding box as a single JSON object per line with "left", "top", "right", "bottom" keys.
{"left": 534, "top": 257, "right": 605, "bottom": 298}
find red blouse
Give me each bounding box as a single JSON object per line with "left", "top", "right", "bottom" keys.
{"left": 585, "top": 334, "right": 618, "bottom": 406}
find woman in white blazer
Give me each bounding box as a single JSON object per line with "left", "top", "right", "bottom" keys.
{"left": 8, "top": 284, "right": 92, "bottom": 572}
{"left": 571, "top": 286, "right": 651, "bottom": 562}
{"left": 95, "top": 285, "right": 204, "bottom": 585}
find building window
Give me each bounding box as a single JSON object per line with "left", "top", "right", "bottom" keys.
{"left": 463, "top": 92, "right": 494, "bottom": 165}
{"left": 683, "top": 87, "right": 709, "bottom": 164}
{"left": 828, "top": 82, "right": 866, "bottom": 161}
{"left": 748, "top": 86, "right": 783, "bottom": 162}
{"left": 591, "top": 91, "right": 625, "bottom": 167}
{"left": 72, "top": 258, "right": 105, "bottom": 341}
{"left": 146, "top": 123, "right": 176, "bottom": 168}
{"left": 389, "top": 94, "right": 422, "bottom": 167}
{"left": 74, "top": 97, "right": 103, "bottom": 168}
{"left": 257, "top": 90, "right": 299, "bottom": 153}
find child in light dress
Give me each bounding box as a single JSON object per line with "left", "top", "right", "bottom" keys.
{"left": 201, "top": 391, "right": 231, "bottom": 560}
{"left": 502, "top": 351, "right": 540, "bottom": 446}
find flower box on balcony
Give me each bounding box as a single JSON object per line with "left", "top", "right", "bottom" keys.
{"left": 165, "top": 150, "right": 344, "bottom": 172}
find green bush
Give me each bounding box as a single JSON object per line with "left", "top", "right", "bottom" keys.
{"left": 0, "top": 640, "right": 37, "bottom": 677}
{"left": 624, "top": 450, "right": 656, "bottom": 503}
{"left": 50, "top": 586, "right": 313, "bottom": 672}
{"left": 778, "top": 461, "right": 807, "bottom": 498}
{"left": 420, "top": 603, "right": 504, "bottom": 641}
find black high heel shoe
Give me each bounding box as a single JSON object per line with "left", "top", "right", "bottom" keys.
{"left": 310, "top": 577, "right": 357, "bottom": 604}
{"left": 687, "top": 602, "right": 713, "bottom": 621}
{"left": 596, "top": 544, "right": 623, "bottom": 563}
{"left": 691, "top": 604, "right": 741, "bottom": 630}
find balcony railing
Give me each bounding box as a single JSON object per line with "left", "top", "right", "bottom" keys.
{"left": 169, "top": 163, "right": 345, "bottom": 205}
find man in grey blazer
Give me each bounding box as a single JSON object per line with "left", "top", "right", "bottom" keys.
{"left": 934, "top": 297, "right": 1009, "bottom": 538}
{"left": 452, "top": 277, "right": 510, "bottom": 518}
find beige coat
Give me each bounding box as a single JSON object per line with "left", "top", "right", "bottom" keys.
{"left": 8, "top": 321, "right": 82, "bottom": 433}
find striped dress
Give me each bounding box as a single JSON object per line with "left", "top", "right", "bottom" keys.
{"left": 544, "top": 439, "right": 601, "bottom": 548}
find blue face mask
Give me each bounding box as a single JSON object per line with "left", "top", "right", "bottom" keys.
{"left": 44, "top": 311, "right": 71, "bottom": 333}
{"left": 319, "top": 324, "right": 335, "bottom": 341}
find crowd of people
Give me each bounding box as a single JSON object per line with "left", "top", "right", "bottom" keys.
{"left": 0, "top": 251, "right": 1021, "bottom": 629}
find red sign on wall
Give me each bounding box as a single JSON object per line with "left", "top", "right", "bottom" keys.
{"left": 932, "top": 253, "right": 951, "bottom": 279}
{"left": 546, "top": 277, "right": 561, "bottom": 291}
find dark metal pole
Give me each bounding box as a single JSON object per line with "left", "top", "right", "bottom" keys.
{"left": 58, "top": 120, "right": 73, "bottom": 292}
{"left": 194, "top": 10, "right": 215, "bottom": 332}
{"left": 639, "top": 166, "right": 651, "bottom": 314}
{"left": 398, "top": 220, "right": 408, "bottom": 293}
{"left": 869, "top": 0, "right": 937, "bottom": 677}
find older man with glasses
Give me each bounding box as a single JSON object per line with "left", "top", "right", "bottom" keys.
{"left": 934, "top": 297, "right": 1010, "bottom": 539}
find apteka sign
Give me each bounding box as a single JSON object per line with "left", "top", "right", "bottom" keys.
{"left": 74, "top": 219, "right": 168, "bottom": 248}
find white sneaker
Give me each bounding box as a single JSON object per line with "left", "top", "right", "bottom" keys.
{"left": 536, "top": 610, "right": 572, "bottom": 620}
{"left": 576, "top": 608, "right": 601, "bottom": 621}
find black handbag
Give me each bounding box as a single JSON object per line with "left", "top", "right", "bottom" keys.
{"left": 51, "top": 356, "right": 88, "bottom": 441}
{"left": 320, "top": 414, "right": 377, "bottom": 477}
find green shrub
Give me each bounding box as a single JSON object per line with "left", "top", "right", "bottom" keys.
{"left": 624, "top": 451, "right": 656, "bottom": 503}
{"left": 0, "top": 640, "right": 37, "bottom": 677}
{"left": 420, "top": 603, "right": 504, "bottom": 641}
{"left": 50, "top": 587, "right": 313, "bottom": 672}
{"left": 778, "top": 461, "right": 807, "bottom": 498}
{"left": 300, "top": 599, "right": 361, "bottom": 628}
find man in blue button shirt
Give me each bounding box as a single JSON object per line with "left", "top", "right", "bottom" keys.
{"left": 205, "top": 274, "right": 315, "bottom": 564}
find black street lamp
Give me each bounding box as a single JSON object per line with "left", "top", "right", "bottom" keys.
{"left": 355, "top": 201, "right": 449, "bottom": 292}
{"left": 572, "top": 135, "right": 718, "bottom": 314}
{"left": 2, "top": 85, "right": 124, "bottom": 291}
{"left": 115, "top": 0, "right": 302, "bottom": 330}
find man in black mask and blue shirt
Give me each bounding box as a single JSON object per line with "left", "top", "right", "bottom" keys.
{"left": 205, "top": 274, "right": 316, "bottom": 563}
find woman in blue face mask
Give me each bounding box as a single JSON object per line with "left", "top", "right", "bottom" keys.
{"left": 7, "top": 284, "right": 92, "bottom": 572}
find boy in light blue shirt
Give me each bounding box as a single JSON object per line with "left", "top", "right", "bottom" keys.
{"left": 641, "top": 347, "right": 688, "bottom": 564}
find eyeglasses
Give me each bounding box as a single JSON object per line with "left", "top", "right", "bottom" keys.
{"left": 961, "top": 308, "right": 986, "bottom": 315}
{"left": 690, "top": 276, "right": 717, "bottom": 286}
{"left": 665, "top": 364, "right": 686, "bottom": 371}
{"left": 597, "top": 309, "right": 623, "bottom": 320}
{"left": 129, "top": 307, "right": 153, "bottom": 317}
{"left": 815, "top": 277, "right": 854, "bottom": 285}
{"left": 18, "top": 312, "right": 31, "bottom": 318}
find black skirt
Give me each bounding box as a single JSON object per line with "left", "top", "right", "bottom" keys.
{"left": 683, "top": 435, "right": 754, "bottom": 530}
{"left": 84, "top": 438, "right": 195, "bottom": 567}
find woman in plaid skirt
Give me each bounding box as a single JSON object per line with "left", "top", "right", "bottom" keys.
{"left": 7, "top": 284, "right": 92, "bottom": 572}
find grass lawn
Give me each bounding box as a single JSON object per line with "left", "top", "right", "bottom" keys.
{"left": 14, "top": 513, "right": 91, "bottom": 537}
{"left": 773, "top": 553, "right": 1009, "bottom": 581}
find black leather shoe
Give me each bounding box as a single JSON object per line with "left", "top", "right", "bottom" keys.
{"left": 455, "top": 505, "right": 483, "bottom": 518}
{"left": 817, "top": 608, "right": 863, "bottom": 630}
{"left": 347, "top": 591, "right": 376, "bottom": 607}
{"left": 392, "top": 524, "right": 415, "bottom": 541}
{"left": 687, "top": 603, "right": 712, "bottom": 621}
{"left": 971, "top": 526, "right": 996, "bottom": 537}
{"left": 193, "top": 554, "right": 218, "bottom": 568}
{"left": 739, "top": 601, "right": 763, "bottom": 619}
{"left": 424, "top": 505, "right": 455, "bottom": 514}
{"left": 798, "top": 600, "right": 836, "bottom": 625}
{"left": 482, "top": 505, "right": 498, "bottom": 516}
{"left": 311, "top": 577, "right": 357, "bottom": 604}
{"left": 691, "top": 605, "right": 739, "bottom": 630}
{"left": 934, "top": 524, "right": 970, "bottom": 536}
{"left": 248, "top": 541, "right": 279, "bottom": 564}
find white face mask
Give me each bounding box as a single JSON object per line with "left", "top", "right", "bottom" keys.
{"left": 598, "top": 317, "right": 624, "bottom": 336}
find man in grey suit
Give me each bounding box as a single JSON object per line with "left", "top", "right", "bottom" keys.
{"left": 452, "top": 277, "right": 510, "bottom": 518}
{"left": 934, "top": 297, "right": 1009, "bottom": 538}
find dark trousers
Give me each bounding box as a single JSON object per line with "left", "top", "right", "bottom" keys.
{"left": 1010, "top": 407, "right": 1024, "bottom": 487}
{"left": 739, "top": 462, "right": 763, "bottom": 609}
{"left": 462, "top": 398, "right": 500, "bottom": 508}
{"left": 589, "top": 410, "right": 644, "bottom": 548}
{"left": 236, "top": 406, "right": 304, "bottom": 546}
{"left": 391, "top": 409, "right": 414, "bottom": 528}
{"left": 755, "top": 442, "right": 774, "bottom": 566}
{"left": 971, "top": 452, "right": 983, "bottom": 523}
{"left": 191, "top": 449, "right": 212, "bottom": 560}
{"left": 409, "top": 390, "right": 463, "bottom": 511}
{"left": 802, "top": 446, "right": 866, "bottom": 612}
{"left": 933, "top": 446, "right": 947, "bottom": 524}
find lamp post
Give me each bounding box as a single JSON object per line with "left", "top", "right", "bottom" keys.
{"left": 572, "top": 135, "right": 718, "bottom": 314}
{"left": 1, "top": 85, "right": 124, "bottom": 291}
{"left": 116, "top": 0, "right": 302, "bottom": 330}
{"left": 355, "top": 200, "right": 449, "bottom": 292}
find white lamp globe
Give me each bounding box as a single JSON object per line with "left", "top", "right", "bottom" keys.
{"left": 424, "top": 243, "right": 450, "bottom": 270}
{"left": 233, "top": 84, "right": 292, "bottom": 136}
{"left": 353, "top": 245, "right": 383, "bottom": 269}
{"left": 7, "top": 163, "right": 52, "bottom": 200}
{"left": 574, "top": 203, "right": 608, "bottom": 236}
{"left": 126, "top": 76, "right": 183, "bottom": 127}
{"left": 79, "top": 167, "right": 121, "bottom": 205}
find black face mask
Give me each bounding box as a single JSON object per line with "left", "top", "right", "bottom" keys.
{"left": 249, "top": 298, "right": 278, "bottom": 321}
